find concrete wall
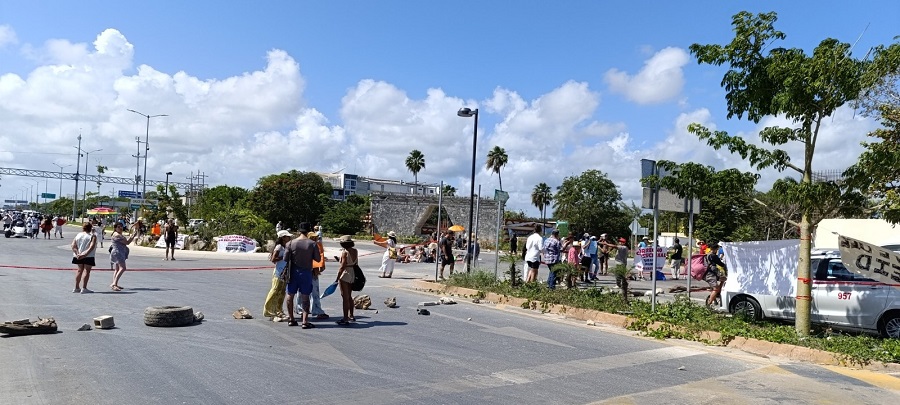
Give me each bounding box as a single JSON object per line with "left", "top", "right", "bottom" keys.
{"left": 370, "top": 194, "right": 500, "bottom": 241}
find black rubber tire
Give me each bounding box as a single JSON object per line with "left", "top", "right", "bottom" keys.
{"left": 729, "top": 295, "right": 762, "bottom": 321}
{"left": 878, "top": 311, "right": 900, "bottom": 339}
{"left": 143, "top": 306, "right": 195, "bottom": 327}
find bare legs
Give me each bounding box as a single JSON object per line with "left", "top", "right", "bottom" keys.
{"left": 74, "top": 264, "right": 88, "bottom": 291}
{"left": 111, "top": 261, "right": 126, "bottom": 290}
{"left": 339, "top": 281, "right": 354, "bottom": 322}
{"left": 285, "top": 293, "right": 311, "bottom": 326}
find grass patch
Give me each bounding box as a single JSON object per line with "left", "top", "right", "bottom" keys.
{"left": 440, "top": 272, "right": 900, "bottom": 366}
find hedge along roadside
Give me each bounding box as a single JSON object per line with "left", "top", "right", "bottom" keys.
{"left": 417, "top": 274, "right": 900, "bottom": 368}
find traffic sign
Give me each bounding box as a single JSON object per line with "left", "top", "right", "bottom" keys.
{"left": 41, "top": 193, "right": 56, "bottom": 199}
{"left": 118, "top": 190, "right": 143, "bottom": 198}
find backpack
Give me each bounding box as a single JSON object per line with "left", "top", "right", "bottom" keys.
{"left": 351, "top": 264, "right": 366, "bottom": 291}
{"left": 689, "top": 254, "right": 708, "bottom": 281}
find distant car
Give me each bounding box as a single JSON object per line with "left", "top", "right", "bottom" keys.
{"left": 188, "top": 219, "right": 205, "bottom": 230}
{"left": 726, "top": 250, "right": 900, "bottom": 338}
{"left": 5, "top": 219, "right": 27, "bottom": 238}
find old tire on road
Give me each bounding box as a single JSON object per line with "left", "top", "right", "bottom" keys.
{"left": 144, "top": 306, "right": 195, "bottom": 327}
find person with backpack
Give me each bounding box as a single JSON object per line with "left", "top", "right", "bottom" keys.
{"left": 335, "top": 235, "right": 358, "bottom": 325}
{"left": 702, "top": 241, "right": 728, "bottom": 307}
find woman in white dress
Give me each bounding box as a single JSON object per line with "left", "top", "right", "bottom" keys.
{"left": 375, "top": 231, "right": 397, "bottom": 278}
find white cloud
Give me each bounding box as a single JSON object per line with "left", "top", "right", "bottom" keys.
{"left": 0, "top": 25, "right": 17, "bottom": 48}
{"left": 605, "top": 47, "right": 690, "bottom": 104}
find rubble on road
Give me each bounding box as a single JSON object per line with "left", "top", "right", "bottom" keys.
{"left": 0, "top": 317, "right": 57, "bottom": 336}
{"left": 232, "top": 307, "right": 253, "bottom": 319}
{"left": 354, "top": 295, "right": 372, "bottom": 310}
{"left": 384, "top": 297, "right": 397, "bottom": 308}
{"left": 77, "top": 324, "right": 92, "bottom": 331}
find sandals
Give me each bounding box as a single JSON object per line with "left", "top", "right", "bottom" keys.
{"left": 348, "top": 316, "right": 356, "bottom": 322}
{"left": 336, "top": 318, "right": 350, "bottom": 325}
{"left": 301, "top": 323, "right": 315, "bottom": 329}
{"left": 288, "top": 320, "right": 299, "bottom": 326}
{"left": 315, "top": 314, "right": 330, "bottom": 319}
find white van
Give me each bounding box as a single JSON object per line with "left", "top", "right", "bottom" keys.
{"left": 722, "top": 241, "right": 900, "bottom": 338}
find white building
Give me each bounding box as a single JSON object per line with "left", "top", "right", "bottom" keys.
{"left": 317, "top": 172, "right": 440, "bottom": 200}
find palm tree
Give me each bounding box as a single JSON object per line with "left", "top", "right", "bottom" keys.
{"left": 485, "top": 146, "right": 508, "bottom": 191}
{"left": 96, "top": 165, "right": 108, "bottom": 194}
{"left": 441, "top": 184, "right": 456, "bottom": 196}
{"left": 531, "top": 182, "right": 553, "bottom": 226}
{"left": 405, "top": 149, "right": 425, "bottom": 195}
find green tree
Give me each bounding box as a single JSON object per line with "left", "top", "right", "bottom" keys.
{"left": 687, "top": 11, "right": 893, "bottom": 335}
{"left": 531, "top": 182, "right": 553, "bottom": 226}
{"left": 95, "top": 165, "right": 108, "bottom": 194}
{"left": 552, "top": 170, "right": 629, "bottom": 237}
{"left": 149, "top": 183, "right": 188, "bottom": 226}
{"left": 321, "top": 197, "right": 368, "bottom": 235}
{"left": 246, "top": 170, "right": 332, "bottom": 227}
{"left": 194, "top": 185, "right": 249, "bottom": 221}
{"left": 441, "top": 184, "right": 456, "bottom": 196}
{"left": 844, "top": 44, "right": 900, "bottom": 223}
{"left": 48, "top": 197, "right": 74, "bottom": 217}
{"left": 405, "top": 149, "right": 425, "bottom": 194}
{"left": 485, "top": 146, "right": 508, "bottom": 191}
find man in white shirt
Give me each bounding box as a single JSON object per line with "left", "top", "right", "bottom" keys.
{"left": 523, "top": 224, "right": 544, "bottom": 283}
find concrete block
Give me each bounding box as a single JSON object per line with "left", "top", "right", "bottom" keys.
{"left": 93, "top": 315, "right": 115, "bottom": 329}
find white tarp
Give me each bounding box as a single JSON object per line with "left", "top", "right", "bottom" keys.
{"left": 838, "top": 235, "right": 900, "bottom": 286}
{"left": 216, "top": 235, "right": 258, "bottom": 253}
{"left": 722, "top": 240, "right": 800, "bottom": 297}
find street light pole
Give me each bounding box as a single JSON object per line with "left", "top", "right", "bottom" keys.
{"left": 164, "top": 172, "right": 173, "bottom": 198}
{"left": 457, "top": 107, "right": 479, "bottom": 273}
{"left": 52, "top": 163, "right": 71, "bottom": 200}
{"left": 128, "top": 109, "right": 168, "bottom": 202}
{"left": 73, "top": 134, "right": 83, "bottom": 220}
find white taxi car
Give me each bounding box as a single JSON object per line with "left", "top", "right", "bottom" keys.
{"left": 727, "top": 250, "right": 900, "bottom": 338}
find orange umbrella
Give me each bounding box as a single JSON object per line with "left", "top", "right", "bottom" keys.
{"left": 373, "top": 233, "right": 386, "bottom": 242}
{"left": 448, "top": 224, "right": 465, "bottom": 232}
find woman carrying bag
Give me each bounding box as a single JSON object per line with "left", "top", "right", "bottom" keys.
{"left": 335, "top": 235, "right": 358, "bottom": 325}
{"left": 263, "top": 230, "right": 293, "bottom": 321}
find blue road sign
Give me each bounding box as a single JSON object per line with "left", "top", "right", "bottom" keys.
{"left": 118, "top": 190, "right": 142, "bottom": 198}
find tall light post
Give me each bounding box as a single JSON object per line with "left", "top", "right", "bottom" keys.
{"left": 457, "top": 107, "right": 479, "bottom": 273}
{"left": 164, "top": 171, "right": 173, "bottom": 198}
{"left": 30, "top": 179, "right": 41, "bottom": 207}
{"left": 127, "top": 109, "right": 168, "bottom": 201}
{"left": 82, "top": 149, "right": 102, "bottom": 217}
{"left": 73, "top": 134, "right": 83, "bottom": 220}
{"left": 52, "top": 163, "right": 71, "bottom": 200}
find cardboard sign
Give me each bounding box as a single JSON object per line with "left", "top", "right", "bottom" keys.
{"left": 838, "top": 235, "right": 900, "bottom": 285}
{"left": 634, "top": 247, "right": 666, "bottom": 272}
{"left": 154, "top": 234, "right": 186, "bottom": 250}
{"left": 216, "top": 235, "right": 258, "bottom": 253}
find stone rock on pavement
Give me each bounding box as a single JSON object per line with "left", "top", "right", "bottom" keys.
{"left": 232, "top": 307, "right": 253, "bottom": 319}
{"left": 439, "top": 297, "right": 457, "bottom": 305}
{"left": 354, "top": 295, "right": 372, "bottom": 310}
{"left": 417, "top": 308, "right": 430, "bottom": 316}
{"left": 384, "top": 297, "right": 397, "bottom": 308}
{"left": 194, "top": 312, "right": 204, "bottom": 322}
{"left": 77, "top": 324, "right": 92, "bottom": 331}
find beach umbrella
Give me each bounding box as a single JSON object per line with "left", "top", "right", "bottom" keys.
{"left": 86, "top": 207, "right": 117, "bottom": 215}
{"left": 449, "top": 224, "right": 465, "bottom": 232}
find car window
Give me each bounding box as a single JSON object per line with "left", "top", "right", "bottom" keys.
{"left": 825, "top": 259, "right": 876, "bottom": 282}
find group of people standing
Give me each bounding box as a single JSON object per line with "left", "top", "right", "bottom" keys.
{"left": 522, "top": 225, "right": 630, "bottom": 289}
{"left": 70, "top": 220, "right": 141, "bottom": 293}
{"left": 262, "top": 222, "right": 359, "bottom": 328}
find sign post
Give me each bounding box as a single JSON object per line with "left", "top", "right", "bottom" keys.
{"left": 494, "top": 189, "right": 509, "bottom": 279}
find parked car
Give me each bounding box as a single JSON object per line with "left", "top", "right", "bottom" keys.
{"left": 188, "top": 219, "right": 205, "bottom": 230}
{"left": 725, "top": 249, "right": 900, "bottom": 338}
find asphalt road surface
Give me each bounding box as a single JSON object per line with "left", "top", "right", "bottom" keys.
{"left": 1, "top": 230, "right": 898, "bottom": 404}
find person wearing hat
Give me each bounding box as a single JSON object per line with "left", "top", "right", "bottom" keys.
{"left": 598, "top": 233, "right": 610, "bottom": 276}
{"left": 263, "top": 230, "right": 294, "bottom": 320}
{"left": 335, "top": 235, "right": 358, "bottom": 325}
{"left": 584, "top": 235, "right": 599, "bottom": 281}
{"left": 638, "top": 236, "right": 650, "bottom": 249}
{"left": 131, "top": 217, "right": 146, "bottom": 244}
{"left": 374, "top": 231, "right": 398, "bottom": 278}
{"left": 306, "top": 231, "right": 329, "bottom": 320}
{"left": 283, "top": 222, "right": 320, "bottom": 328}
{"left": 601, "top": 237, "right": 631, "bottom": 286}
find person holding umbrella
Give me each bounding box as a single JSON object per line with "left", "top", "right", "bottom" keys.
{"left": 335, "top": 235, "right": 358, "bottom": 325}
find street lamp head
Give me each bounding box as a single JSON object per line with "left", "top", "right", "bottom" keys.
{"left": 166, "top": 171, "right": 173, "bottom": 176}
{"left": 457, "top": 107, "right": 477, "bottom": 118}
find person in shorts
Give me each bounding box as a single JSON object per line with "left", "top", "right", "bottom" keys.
{"left": 163, "top": 219, "right": 178, "bottom": 261}
{"left": 669, "top": 237, "right": 684, "bottom": 280}
{"left": 703, "top": 242, "right": 728, "bottom": 306}
{"left": 524, "top": 224, "right": 544, "bottom": 283}
{"left": 70, "top": 222, "right": 98, "bottom": 293}
{"left": 283, "top": 223, "right": 320, "bottom": 328}
{"left": 439, "top": 230, "right": 455, "bottom": 279}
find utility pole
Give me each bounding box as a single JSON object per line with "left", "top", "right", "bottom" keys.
{"left": 72, "top": 133, "right": 83, "bottom": 220}
{"left": 186, "top": 172, "right": 194, "bottom": 218}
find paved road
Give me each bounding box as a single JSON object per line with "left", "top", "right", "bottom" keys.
{"left": 0, "top": 233, "right": 898, "bottom": 404}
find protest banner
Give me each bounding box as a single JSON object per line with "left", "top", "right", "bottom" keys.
{"left": 216, "top": 235, "right": 258, "bottom": 253}
{"left": 634, "top": 247, "right": 666, "bottom": 272}
{"left": 838, "top": 235, "right": 900, "bottom": 285}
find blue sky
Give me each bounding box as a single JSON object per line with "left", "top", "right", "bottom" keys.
{"left": 0, "top": 1, "right": 897, "bottom": 216}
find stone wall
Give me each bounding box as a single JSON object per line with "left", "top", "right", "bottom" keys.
{"left": 370, "top": 193, "right": 500, "bottom": 241}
